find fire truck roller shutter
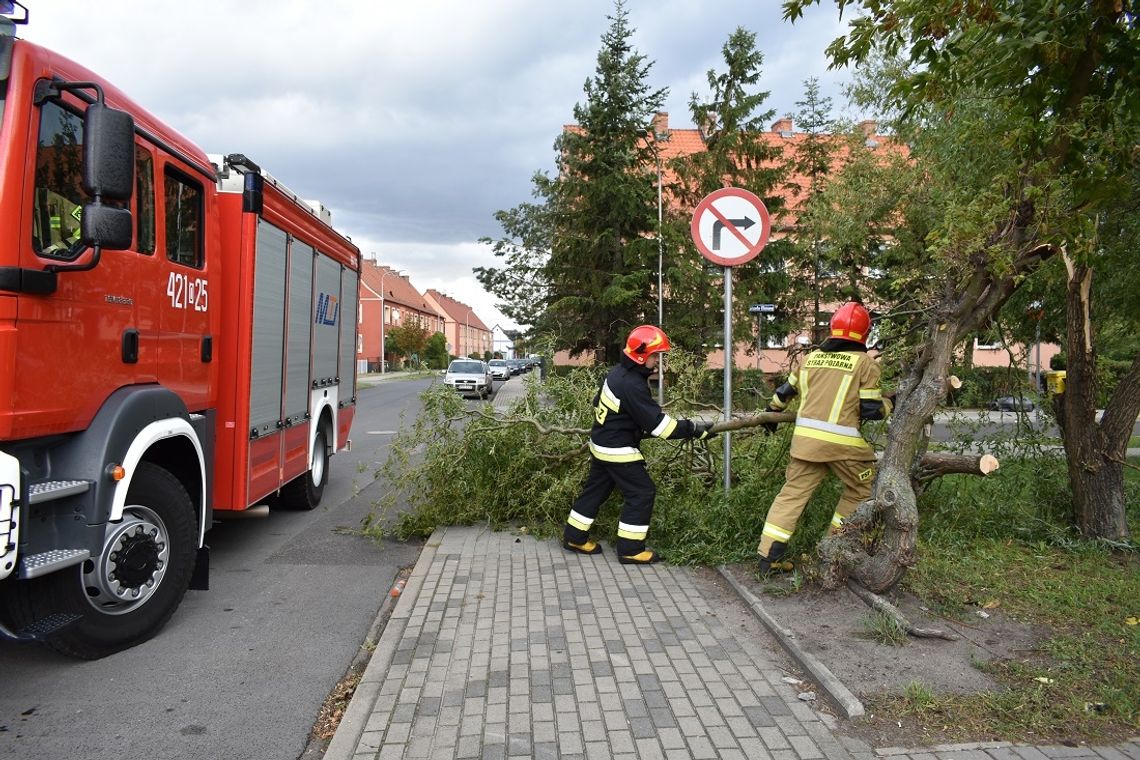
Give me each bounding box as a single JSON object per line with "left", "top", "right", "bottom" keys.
{"left": 312, "top": 253, "right": 341, "bottom": 388}
{"left": 0, "top": 386, "right": 206, "bottom": 658}
{"left": 337, "top": 264, "right": 360, "bottom": 408}
{"left": 283, "top": 238, "right": 315, "bottom": 427}
{"left": 249, "top": 221, "right": 289, "bottom": 437}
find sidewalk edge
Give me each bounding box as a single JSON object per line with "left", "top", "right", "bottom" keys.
{"left": 322, "top": 529, "right": 443, "bottom": 760}
{"left": 718, "top": 564, "right": 866, "bottom": 719}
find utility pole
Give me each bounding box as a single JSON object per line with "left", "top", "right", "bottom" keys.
{"left": 638, "top": 122, "right": 669, "bottom": 404}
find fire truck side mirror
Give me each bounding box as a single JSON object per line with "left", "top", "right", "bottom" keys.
{"left": 81, "top": 202, "right": 132, "bottom": 251}
{"left": 80, "top": 103, "right": 134, "bottom": 251}
{"left": 82, "top": 103, "right": 134, "bottom": 201}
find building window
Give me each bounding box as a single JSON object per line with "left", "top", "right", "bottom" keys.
{"left": 974, "top": 324, "right": 1003, "bottom": 350}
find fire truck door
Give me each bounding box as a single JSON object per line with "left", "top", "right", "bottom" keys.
{"left": 146, "top": 161, "right": 213, "bottom": 411}
{"left": 18, "top": 100, "right": 142, "bottom": 428}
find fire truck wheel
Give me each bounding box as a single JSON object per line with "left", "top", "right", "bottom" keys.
{"left": 5, "top": 462, "right": 198, "bottom": 659}
{"left": 279, "top": 429, "right": 328, "bottom": 511}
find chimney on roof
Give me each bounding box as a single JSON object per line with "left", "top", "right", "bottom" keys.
{"left": 651, "top": 112, "right": 669, "bottom": 135}
{"left": 858, "top": 119, "right": 877, "bottom": 137}
{"left": 771, "top": 117, "right": 793, "bottom": 136}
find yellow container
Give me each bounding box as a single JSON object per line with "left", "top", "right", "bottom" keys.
{"left": 1046, "top": 370, "right": 1067, "bottom": 395}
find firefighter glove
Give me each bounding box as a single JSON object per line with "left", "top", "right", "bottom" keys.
{"left": 761, "top": 406, "right": 779, "bottom": 435}
{"left": 693, "top": 420, "right": 717, "bottom": 440}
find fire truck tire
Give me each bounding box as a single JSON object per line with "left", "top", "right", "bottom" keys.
{"left": 279, "top": 429, "right": 328, "bottom": 510}
{"left": 1, "top": 462, "right": 198, "bottom": 659}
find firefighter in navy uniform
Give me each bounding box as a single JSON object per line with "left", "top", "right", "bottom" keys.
{"left": 757, "top": 302, "right": 892, "bottom": 572}
{"left": 563, "top": 325, "right": 716, "bottom": 565}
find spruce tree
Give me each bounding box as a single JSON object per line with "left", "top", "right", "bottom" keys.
{"left": 663, "top": 28, "right": 789, "bottom": 362}
{"left": 478, "top": 1, "right": 666, "bottom": 363}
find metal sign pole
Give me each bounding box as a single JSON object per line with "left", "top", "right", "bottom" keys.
{"left": 691, "top": 187, "right": 771, "bottom": 499}
{"left": 723, "top": 266, "right": 732, "bottom": 494}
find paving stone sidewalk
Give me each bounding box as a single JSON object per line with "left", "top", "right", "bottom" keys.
{"left": 326, "top": 526, "right": 856, "bottom": 760}
{"left": 325, "top": 527, "right": 1138, "bottom": 760}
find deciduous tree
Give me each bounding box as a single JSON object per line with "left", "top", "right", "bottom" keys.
{"left": 782, "top": 0, "right": 1139, "bottom": 589}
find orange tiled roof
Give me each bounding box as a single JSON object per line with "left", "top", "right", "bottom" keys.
{"left": 425, "top": 289, "right": 492, "bottom": 332}
{"left": 361, "top": 261, "right": 441, "bottom": 317}
{"left": 566, "top": 113, "right": 903, "bottom": 229}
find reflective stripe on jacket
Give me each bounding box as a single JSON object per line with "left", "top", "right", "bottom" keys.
{"left": 787, "top": 346, "right": 889, "bottom": 463}
{"left": 587, "top": 355, "right": 701, "bottom": 463}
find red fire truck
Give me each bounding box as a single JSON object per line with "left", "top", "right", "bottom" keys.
{"left": 0, "top": 5, "right": 360, "bottom": 657}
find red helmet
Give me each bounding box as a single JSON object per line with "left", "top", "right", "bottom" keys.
{"left": 830, "top": 302, "right": 871, "bottom": 344}
{"left": 624, "top": 325, "right": 671, "bottom": 364}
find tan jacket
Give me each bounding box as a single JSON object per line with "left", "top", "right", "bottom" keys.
{"left": 780, "top": 349, "right": 889, "bottom": 463}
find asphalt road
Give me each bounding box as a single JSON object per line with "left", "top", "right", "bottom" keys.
{"left": 928, "top": 408, "right": 1140, "bottom": 446}
{"left": 0, "top": 377, "right": 435, "bottom": 760}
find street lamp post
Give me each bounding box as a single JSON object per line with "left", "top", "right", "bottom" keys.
{"left": 639, "top": 124, "right": 669, "bottom": 404}
{"left": 379, "top": 268, "right": 405, "bottom": 374}
{"left": 655, "top": 140, "right": 665, "bottom": 405}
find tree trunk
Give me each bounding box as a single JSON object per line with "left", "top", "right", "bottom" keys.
{"left": 817, "top": 316, "right": 962, "bottom": 593}
{"left": 1056, "top": 253, "right": 1136, "bottom": 541}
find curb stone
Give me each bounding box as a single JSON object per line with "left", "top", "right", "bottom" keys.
{"left": 719, "top": 563, "right": 866, "bottom": 719}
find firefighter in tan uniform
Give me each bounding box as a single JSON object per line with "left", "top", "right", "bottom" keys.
{"left": 757, "top": 303, "right": 892, "bottom": 572}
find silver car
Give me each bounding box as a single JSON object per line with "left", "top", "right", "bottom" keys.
{"left": 488, "top": 359, "right": 511, "bottom": 381}
{"left": 444, "top": 359, "right": 493, "bottom": 399}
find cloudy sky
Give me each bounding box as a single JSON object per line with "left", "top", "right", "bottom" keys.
{"left": 18, "top": 0, "right": 863, "bottom": 331}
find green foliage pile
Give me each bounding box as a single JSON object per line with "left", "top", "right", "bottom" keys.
{"left": 366, "top": 357, "right": 1138, "bottom": 564}
{"left": 368, "top": 353, "right": 793, "bottom": 562}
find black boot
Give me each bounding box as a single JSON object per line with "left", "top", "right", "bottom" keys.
{"left": 619, "top": 550, "right": 662, "bottom": 565}
{"left": 563, "top": 539, "right": 602, "bottom": 555}
{"left": 758, "top": 541, "right": 789, "bottom": 574}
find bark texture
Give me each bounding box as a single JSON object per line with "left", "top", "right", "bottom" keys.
{"left": 814, "top": 243, "right": 1057, "bottom": 593}
{"left": 1055, "top": 253, "right": 1138, "bottom": 540}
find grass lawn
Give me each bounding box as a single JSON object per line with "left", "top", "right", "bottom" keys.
{"left": 891, "top": 539, "right": 1140, "bottom": 742}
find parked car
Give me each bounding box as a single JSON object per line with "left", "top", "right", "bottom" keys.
{"left": 488, "top": 359, "right": 512, "bottom": 381}
{"left": 444, "top": 359, "right": 494, "bottom": 399}
{"left": 989, "top": 395, "right": 1036, "bottom": 412}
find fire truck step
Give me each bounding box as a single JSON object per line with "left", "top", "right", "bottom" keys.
{"left": 0, "top": 612, "right": 83, "bottom": 643}
{"left": 18, "top": 548, "right": 91, "bottom": 579}
{"left": 28, "top": 479, "right": 91, "bottom": 504}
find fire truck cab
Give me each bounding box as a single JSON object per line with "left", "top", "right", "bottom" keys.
{"left": 0, "top": 9, "right": 360, "bottom": 658}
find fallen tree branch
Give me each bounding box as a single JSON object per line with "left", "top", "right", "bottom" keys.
{"left": 846, "top": 580, "right": 959, "bottom": 641}
{"left": 707, "top": 411, "right": 796, "bottom": 432}
{"left": 715, "top": 415, "right": 1000, "bottom": 481}
{"left": 467, "top": 407, "right": 1002, "bottom": 477}
{"left": 913, "top": 452, "right": 1000, "bottom": 481}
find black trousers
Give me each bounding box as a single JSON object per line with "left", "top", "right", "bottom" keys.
{"left": 564, "top": 457, "right": 656, "bottom": 556}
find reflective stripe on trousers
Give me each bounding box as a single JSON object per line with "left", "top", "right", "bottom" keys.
{"left": 757, "top": 457, "right": 875, "bottom": 559}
